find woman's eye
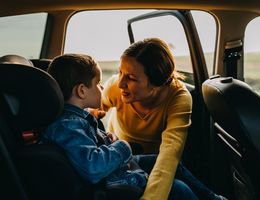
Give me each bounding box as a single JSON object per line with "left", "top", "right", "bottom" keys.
{"left": 128, "top": 76, "right": 137, "bottom": 81}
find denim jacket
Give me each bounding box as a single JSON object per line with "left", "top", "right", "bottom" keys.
{"left": 42, "top": 103, "right": 148, "bottom": 187}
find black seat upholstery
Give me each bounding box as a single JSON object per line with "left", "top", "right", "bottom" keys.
{"left": 0, "top": 55, "right": 104, "bottom": 200}
{"left": 202, "top": 75, "right": 260, "bottom": 200}
{"left": 30, "top": 58, "right": 52, "bottom": 71}
{"left": 0, "top": 55, "right": 143, "bottom": 200}
{"left": 0, "top": 59, "right": 92, "bottom": 200}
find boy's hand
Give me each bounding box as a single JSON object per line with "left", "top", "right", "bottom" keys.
{"left": 88, "top": 108, "right": 106, "bottom": 119}
{"left": 107, "top": 132, "right": 118, "bottom": 143}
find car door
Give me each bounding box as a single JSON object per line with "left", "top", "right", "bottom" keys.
{"left": 126, "top": 9, "right": 212, "bottom": 185}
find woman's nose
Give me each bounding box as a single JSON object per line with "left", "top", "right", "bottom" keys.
{"left": 118, "top": 75, "right": 126, "bottom": 89}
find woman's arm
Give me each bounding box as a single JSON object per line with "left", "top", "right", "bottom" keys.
{"left": 140, "top": 89, "right": 192, "bottom": 200}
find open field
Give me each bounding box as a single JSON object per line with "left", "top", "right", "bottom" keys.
{"left": 244, "top": 52, "right": 260, "bottom": 92}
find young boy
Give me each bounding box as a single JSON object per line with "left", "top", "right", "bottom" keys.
{"left": 42, "top": 54, "right": 148, "bottom": 187}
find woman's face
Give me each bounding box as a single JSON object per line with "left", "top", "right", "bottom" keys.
{"left": 118, "top": 56, "right": 154, "bottom": 104}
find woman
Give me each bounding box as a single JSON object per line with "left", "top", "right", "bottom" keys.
{"left": 98, "top": 38, "right": 226, "bottom": 200}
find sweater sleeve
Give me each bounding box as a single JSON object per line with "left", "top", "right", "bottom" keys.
{"left": 140, "top": 89, "right": 192, "bottom": 200}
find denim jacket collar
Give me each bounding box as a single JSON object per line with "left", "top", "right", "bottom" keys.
{"left": 64, "top": 103, "right": 89, "bottom": 118}
{"left": 64, "top": 103, "right": 98, "bottom": 130}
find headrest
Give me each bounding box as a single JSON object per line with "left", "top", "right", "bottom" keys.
{"left": 202, "top": 76, "right": 260, "bottom": 154}
{"left": 0, "top": 54, "right": 34, "bottom": 66}
{"left": 0, "top": 55, "right": 64, "bottom": 131}
{"left": 31, "top": 59, "right": 52, "bottom": 71}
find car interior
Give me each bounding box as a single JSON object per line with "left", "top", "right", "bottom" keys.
{"left": 202, "top": 75, "right": 260, "bottom": 200}
{"left": 1, "top": 0, "right": 260, "bottom": 200}
{"left": 0, "top": 56, "right": 144, "bottom": 200}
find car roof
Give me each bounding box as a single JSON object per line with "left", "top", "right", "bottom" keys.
{"left": 1, "top": 0, "right": 260, "bottom": 17}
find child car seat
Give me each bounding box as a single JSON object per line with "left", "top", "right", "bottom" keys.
{"left": 0, "top": 55, "right": 143, "bottom": 200}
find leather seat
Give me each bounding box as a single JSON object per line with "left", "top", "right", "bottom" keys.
{"left": 202, "top": 75, "right": 260, "bottom": 200}
{"left": 0, "top": 55, "right": 143, "bottom": 200}
{"left": 0, "top": 55, "right": 88, "bottom": 200}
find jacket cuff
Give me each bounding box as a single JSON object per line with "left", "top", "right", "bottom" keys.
{"left": 110, "top": 140, "right": 132, "bottom": 164}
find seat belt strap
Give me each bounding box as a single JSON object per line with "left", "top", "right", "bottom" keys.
{"left": 224, "top": 40, "right": 243, "bottom": 78}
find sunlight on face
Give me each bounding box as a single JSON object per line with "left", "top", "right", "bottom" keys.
{"left": 85, "top": 65, "right": 103, "bottom": 108}
{"left": 118, "top": 56, "right": 154, "bottom": 104}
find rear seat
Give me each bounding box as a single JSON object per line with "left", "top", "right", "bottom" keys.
{"left": 30, "top": 58, "right": 52, "bottom": 71}
{"left": 0, "top": 55, "right": 98, "bottom": 200}
{"left": 0, "top": 55, "right": 143, "bottom": 200}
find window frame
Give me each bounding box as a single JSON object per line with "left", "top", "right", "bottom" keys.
{"left": 127, "top": 10, "right": 209, "bottom": 90}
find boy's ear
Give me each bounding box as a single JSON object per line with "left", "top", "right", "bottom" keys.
{"left": 76, "top": 83, "right": 87, "bottom": 99}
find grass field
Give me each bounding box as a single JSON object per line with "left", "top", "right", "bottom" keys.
{"left": 244, "top": 52, "right": 260, "bottom": 92}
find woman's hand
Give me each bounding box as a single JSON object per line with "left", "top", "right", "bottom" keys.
{"left": 88, "top": 108, "right": 106, "bottom": 119}
{"left": 107, "top": 132, "right": 119, "bottom": 143}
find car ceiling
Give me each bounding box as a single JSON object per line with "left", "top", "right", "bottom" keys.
{"left": 1, "top": 0, "right": 260, "bottom": 17}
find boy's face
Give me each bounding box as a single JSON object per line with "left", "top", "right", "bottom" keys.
{"left": 84, "top": 65, "right": 103, "bottom": 109}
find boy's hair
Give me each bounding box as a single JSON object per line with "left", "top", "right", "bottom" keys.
{"left": 47, "top": 54, "right": 97, "bottom": 101}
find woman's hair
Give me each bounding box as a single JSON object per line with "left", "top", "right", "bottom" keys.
{"left": 122, "top": 38, "right": 181, "bottom": 87}
{"left": 47, "top": 54, "right": 97, "bottom": 101}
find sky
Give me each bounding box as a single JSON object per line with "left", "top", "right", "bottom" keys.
{"left": 0, "top": 10, "right": 260, "bottom": 60}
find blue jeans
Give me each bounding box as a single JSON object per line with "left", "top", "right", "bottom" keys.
{"left": 133, "top": 154, "right": 217, "bottom": 200}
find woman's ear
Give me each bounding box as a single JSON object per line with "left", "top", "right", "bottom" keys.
{"left": 76, "top": 83, "right": 87, "bottom": 99}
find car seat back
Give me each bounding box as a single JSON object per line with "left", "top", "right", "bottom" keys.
{"left": 0, "top": 57, "right": 96, "bottom": 200}
{"left": 202, "top": 76, "right": 260, "bottom": 200}
{"left": 0, "top": 55, "right": 144, "bottom": 200}
{"left": 30, "top": 58, "right": 52, "bottom": 71}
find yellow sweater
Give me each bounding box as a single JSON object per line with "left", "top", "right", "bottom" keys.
{"left": 101, "top": 75, "right": 192, "bottom": 200}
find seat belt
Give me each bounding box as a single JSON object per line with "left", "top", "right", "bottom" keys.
{"left": 0, "top": 124, "right": 28, "bottom": 200}
{"left": 224, "top": 40, "right": 243, "bottom": 78}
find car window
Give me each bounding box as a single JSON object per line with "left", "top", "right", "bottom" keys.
{"left": 65, "top": 10, "right": 154, "bottom": 84}
{"left": 127, "top": 13, "right": 194, "bottom": 85}
{"left": 0, "top": 13, "right": 47, "bottom": 59}
{"left": 191, "top": 10, "right": 216, "bottom": 76}
{"left": 244, "top": 16, "right": 260, "bottom": 94}
{"left": 65, "top": 10, "right": 216, "bottom": 86}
